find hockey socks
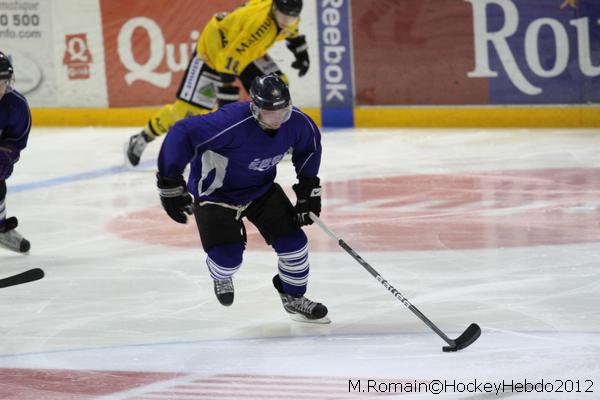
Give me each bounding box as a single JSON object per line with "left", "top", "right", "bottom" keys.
{"left": 272, "top": 229, "right": 309, "bottom": 297}
{"left": 0, "top": 196, "right": 6, "bottom": 226}
{"left": 206, "top": 243, "right": 243, "bottom": 306}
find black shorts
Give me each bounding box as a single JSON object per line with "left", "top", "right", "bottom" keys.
{"left": 239, "top": 54, "right": 284, "bottom": 92}
{"left": 194, "top": 183, "right": 298, "bottom": 252}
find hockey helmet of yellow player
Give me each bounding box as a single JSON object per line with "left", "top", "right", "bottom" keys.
{"left": 273, "top": 0, "right": 302, "bottom": 28}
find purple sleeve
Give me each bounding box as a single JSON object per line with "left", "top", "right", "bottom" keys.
{"left": 157, "top": 119, "right": 196, "bottom": 179}
{"left": 157, "top": 115, "right": 234, "bottom": 179}
{"left": 291, "top": 111, "right": 322, "bottom": 179}
{"left": 0, "top": 93, "right": 32, "bottom": 162}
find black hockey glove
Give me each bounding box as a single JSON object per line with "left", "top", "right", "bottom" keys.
{"left": 292, "top": 176, "right": 322, "bottom": 226}
{"left": 0, "top": 146, "right": 15, "bottom": 180}
{"left": 286, "top": 35, "right": 310, "bottom": 77}
{"left": 156, "top": 173, "right": 193, "bottom": 224}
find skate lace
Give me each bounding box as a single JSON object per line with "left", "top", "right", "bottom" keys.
{"left": 0, "top": 229, "right": 24, "bottom": 250}
{"left": 215, "top": 279, "right": 234, "bottom": 295}
{"left": 290, "top": 296, "right": 317, "bottom": 314}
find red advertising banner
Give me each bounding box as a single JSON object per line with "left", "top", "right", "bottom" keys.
{"left": 352, "top": 0, "right": 489, "bottom": 105}
{"left": 100, "top": 0, "right": 240, "bottom": 107}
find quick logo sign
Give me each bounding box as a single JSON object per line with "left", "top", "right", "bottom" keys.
{"left": 63, "top": 33, "right": 93, "bottom": 80}
{"left": 117, "top": 17, "right": 199, "bottom": 88}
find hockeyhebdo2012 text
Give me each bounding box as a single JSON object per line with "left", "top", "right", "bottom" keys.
{"left": 348, "top": 378, "right": 595, "bottom": 396}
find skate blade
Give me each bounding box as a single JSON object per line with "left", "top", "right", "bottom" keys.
{"left": 290, "top": 314, "right": 331, "bottom": 324}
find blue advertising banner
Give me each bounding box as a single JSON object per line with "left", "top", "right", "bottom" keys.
{"left": 317, "top": 0, "right": 355, "bottom": 127}
{"left": 467, "top": 0, "right": 600, "bottom": 104}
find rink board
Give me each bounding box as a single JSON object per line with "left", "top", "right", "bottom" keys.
{"left": 30, "top": 105, "right": 600, "bottom": 128}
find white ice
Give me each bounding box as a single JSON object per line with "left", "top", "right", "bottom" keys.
{"left": 0, "top": 127, "right": 599, "bottom": 399}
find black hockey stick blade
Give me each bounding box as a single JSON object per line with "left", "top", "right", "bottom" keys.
{"left": 442, "top": 323, "right": 481, "bottom": 352}
{"left": 0, "top": 268, "right": 45, "bottom": 289}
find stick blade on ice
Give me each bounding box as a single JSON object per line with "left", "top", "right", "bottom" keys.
{"left": 0, "top": 268, "right": 45, "bottom": 289}
{"left": 443, "top": 323, "right": 481, "bottom": 352}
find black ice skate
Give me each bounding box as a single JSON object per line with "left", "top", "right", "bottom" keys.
{"left": 0, "top": 217, "right": 30, "bottom": 253}
{"left": 125, "top": 131, "right": 153, "bottom": 167}
{"left": 272, "top": 275, "right": 330, "bottom": 324}
{"left": 213, "top": 278, "right": 234, "bottom": 306}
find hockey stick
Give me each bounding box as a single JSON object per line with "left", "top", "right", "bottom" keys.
{"left": 0, "top": 268, "right": 45, "bottom": 289}
{"left": 309, "top": 213, "right": 481, "bottom": 352}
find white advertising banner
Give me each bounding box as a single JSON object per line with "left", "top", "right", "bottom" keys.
{"left": 0, "top": 0, "right": 55, "bottom": 106}
{"left": 51, "top": 0, "right": 108, "bottom": 107}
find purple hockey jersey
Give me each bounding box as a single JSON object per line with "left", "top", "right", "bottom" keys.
{"left": 0, "top": 89, "right": 31, "bottom": 163}
{"left": 158, "top": 102, "right": 322, "bottom": 206}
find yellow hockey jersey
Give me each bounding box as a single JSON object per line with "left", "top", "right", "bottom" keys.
{"left": 197, "top": 0, "right": 300, "bottom": 75}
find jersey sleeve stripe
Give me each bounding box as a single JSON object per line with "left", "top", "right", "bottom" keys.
{"left": 297, "top": 152, "right": 314, "bottom": 175}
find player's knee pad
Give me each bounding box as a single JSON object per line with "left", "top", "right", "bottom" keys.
{"left": 206, "top": 242, "right": 244, "bottom": 279}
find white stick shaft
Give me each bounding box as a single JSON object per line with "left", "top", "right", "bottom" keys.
{"left": 309, "top": 212, "right": 338, "bottom": 241}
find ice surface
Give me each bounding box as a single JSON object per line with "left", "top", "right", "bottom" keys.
{"left": 1, "top": 127, "right": 599, "bottom": 399}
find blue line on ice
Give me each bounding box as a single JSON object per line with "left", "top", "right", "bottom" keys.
{"left": 8, "top": 160, "right": 156, "bottom": 193}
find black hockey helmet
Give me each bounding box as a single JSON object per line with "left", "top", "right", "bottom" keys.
{"left": 0, "top": 52, "right": 14, "bottom": 81}
{"left": 273, "top": 0, "right": 303, "bottom": 17}
{"left": 250, "top": 74, "right": 292, "bottom": 129}
{"left": 250, "top": 73, "right": 291, "bottom": 110}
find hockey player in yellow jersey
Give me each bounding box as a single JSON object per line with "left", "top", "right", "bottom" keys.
{"left": 125, "top": 0, "right": 309, "bottom": 166}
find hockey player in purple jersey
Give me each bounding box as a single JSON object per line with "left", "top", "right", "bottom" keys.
{"left": 157, "top": 74, "right": 328, "bottom": 323}
{"left": 0, "top": 51, "right": 31, "bottom": 253}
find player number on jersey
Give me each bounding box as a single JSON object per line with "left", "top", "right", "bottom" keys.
{"left": 225, "top": 57, "right": 240, "bottom": 74}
